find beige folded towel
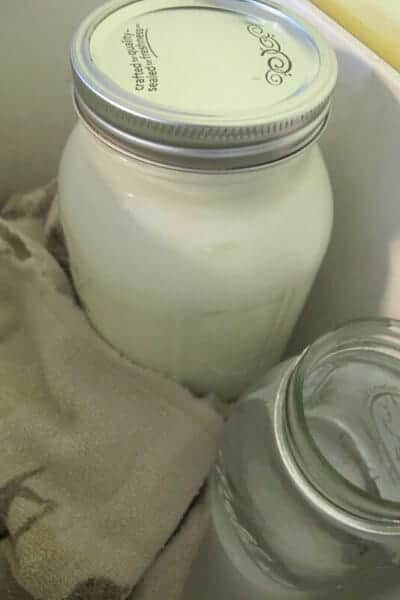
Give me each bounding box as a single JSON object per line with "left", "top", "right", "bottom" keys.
{"left": 0, "top": 183, "right": 221, "bottom": 600}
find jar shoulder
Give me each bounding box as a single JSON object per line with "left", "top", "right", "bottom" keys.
{"left": 60, "top": 124, "right": 331, "bottom": 203}
{"left": 59, "top": 124, "right": 332, "bottom": 235}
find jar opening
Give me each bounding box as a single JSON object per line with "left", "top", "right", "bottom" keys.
{"left": 275, "top": 319, "right": 400, "bottom": 536}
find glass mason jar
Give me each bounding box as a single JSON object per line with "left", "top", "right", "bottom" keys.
{"left": 184, "top": 319, "right": 400, "bottom": 599}
{"left": 59, "top": 0, "right": 337, "bottom": 400}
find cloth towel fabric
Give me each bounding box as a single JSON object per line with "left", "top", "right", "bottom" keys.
{"left": 0, "top": 182, "right": 222, "bottom": 600}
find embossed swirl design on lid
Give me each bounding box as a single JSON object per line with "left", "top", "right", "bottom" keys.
{"left": 71, "top": 0, "right": 338, "bottom": 169}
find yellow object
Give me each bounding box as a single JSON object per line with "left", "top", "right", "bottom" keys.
{"left": 312, "top": 0, "right": 400, "bottom": 70}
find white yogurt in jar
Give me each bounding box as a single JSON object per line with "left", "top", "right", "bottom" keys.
{"left": 59, "top": 0, "right": 337, "bottom": 399}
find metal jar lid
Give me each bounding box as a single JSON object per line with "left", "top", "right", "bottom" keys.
{"left": 71, "top": 0, "right": 338, "bottom": 170}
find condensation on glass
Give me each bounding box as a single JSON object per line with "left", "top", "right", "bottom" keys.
{"left": 59, "top": 0, "right": 338, "bottom": 399}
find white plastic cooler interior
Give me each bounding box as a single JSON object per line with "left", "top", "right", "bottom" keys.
{"left": 0, "top": 2, "right": 400, "bottom": 595}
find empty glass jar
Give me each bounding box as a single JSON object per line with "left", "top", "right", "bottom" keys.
{"left": 184, "top": 319, "right": 400, "bottom": 599}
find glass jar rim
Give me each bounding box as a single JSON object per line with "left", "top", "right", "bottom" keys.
{"left": 275, "top": 318, "right": 400, "bottom": 538}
